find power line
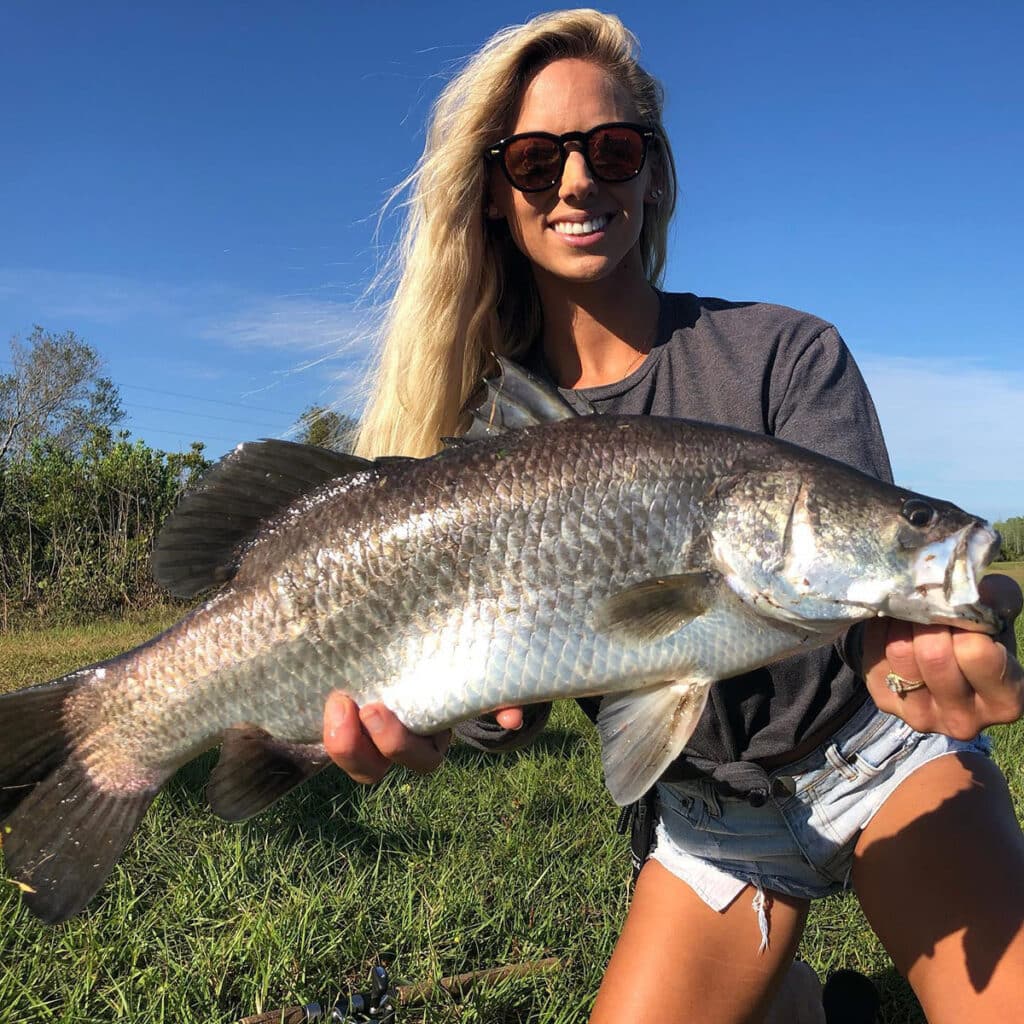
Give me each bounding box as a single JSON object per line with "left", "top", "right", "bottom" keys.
{"left": 124, "top": 401, "right": 293, "bottom": 428}
{"left": 1, "top": 360, "right": 306, "bottom": 418}
{"left": 118, "top": 381, "right": 301, "bottom": 417}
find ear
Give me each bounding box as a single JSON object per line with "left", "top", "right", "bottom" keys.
{"left": 484, "top": 194, "right": 504, "bottom": 221}
{"left": 484, "top": 160, "right": 511, "bottom": 221}
{"left": 644, "top": 150, "right": 667, "bottom": 206}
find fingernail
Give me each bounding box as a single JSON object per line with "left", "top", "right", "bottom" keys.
{"left": 325, "top": 694, "right": 347, "bottom": 739}
{"left": 362, "top": 707, "right": 383, "bottom": 734}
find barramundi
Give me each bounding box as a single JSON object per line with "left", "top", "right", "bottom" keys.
{"left": 0, "top": 361, "right": 1002, "bottom": 924}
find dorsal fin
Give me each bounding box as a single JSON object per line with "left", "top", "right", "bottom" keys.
{"left": 460, "top": 356, "right": 589, "bottom": 440}
{"left": 152, "top": 439, "right": 373, "bottom": 598}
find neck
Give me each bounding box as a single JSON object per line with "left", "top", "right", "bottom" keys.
{"left": 534, "top": 257, "right": 661, "bottom": 389}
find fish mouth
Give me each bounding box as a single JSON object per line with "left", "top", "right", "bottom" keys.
{"left": 888, "top": 523, "right": 1003, "bottom": 634}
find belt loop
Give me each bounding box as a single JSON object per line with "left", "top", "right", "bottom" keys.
{"left": 825, "top": 743, "right": 858, "bottom": 781}
{"left": 699, "top": 779, "right": 723, "bottom": 818}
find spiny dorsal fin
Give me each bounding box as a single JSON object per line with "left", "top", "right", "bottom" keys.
{"left": 152, "top": 439, "right": 373, "bottom": 598}
{"left": 460, "top": 356, "right": 590, "bottom": 440}
{"left": 206, "top": 727, "right": 331, "bottom": 822}
{"left": 594, "top": 572, "right": 719, "bottom": 643}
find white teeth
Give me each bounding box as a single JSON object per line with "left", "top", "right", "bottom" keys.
{"left": 553, "top": 215, "right": 609, "bottom": 235}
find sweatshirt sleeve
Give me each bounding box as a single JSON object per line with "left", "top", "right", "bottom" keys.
{"left": 453, "top": 702, "right": 552, "bottom": 753}
{"left": 772, "top": 325, "right": 893, "bottom": 484}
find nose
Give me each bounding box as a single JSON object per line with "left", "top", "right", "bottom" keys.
{"left": 558, "top": 145, "right": 597, "bottom": 201}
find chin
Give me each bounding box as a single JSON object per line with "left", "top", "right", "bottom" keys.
{"left": 540, "top": 253, "right": 624, "bottom": 285}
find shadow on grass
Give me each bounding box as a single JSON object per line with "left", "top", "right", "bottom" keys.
{"left": 446, "top": 727, "right": 593, "bottom": 763}
{"left": 158, "top": 730, "right": 594, "bottom": 863}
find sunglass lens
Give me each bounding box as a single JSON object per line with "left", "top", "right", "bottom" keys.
{"left": 504, "top": 136, "right": 562, "bottom": 191}
{"left": 588, "top": 126, "right": 645, "bottom": 181}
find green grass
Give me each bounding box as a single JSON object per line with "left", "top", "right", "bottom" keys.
{"left": 1, "top": 610, "right": 1023, "bottom": 1023}
{"left": 988, "top": 560, "right": 1024, "bottom": 588}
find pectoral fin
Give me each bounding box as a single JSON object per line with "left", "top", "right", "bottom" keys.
{"left": 207, "top": 727, "right": 331, "bottom": 822}
{"left": 596, "top": 679, "right": 712, "bottom": 805}
{"left": 594, "top": 573, "right": 718, "bottom": 643}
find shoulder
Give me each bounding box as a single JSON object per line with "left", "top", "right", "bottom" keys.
{"left": 657, "top": 292, "right": 849, "bottom": 384}
{"left": 660, "top": 291, "right": 835, "bottom": 345}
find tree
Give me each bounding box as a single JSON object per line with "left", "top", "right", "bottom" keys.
{"left": 0, "top": 326, "right": 125, "bottom": 462}
{"left": 296, "top": 404, "right": 358, "bottom": 452}
{"left": 0, "top": 429, "right": 210, "bottom": 626}
{"left": 994, "top": 517, "right": 1024, "bottom": 562}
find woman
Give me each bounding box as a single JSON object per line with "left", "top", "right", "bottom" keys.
{"left": 321, "top": 11, "right": 1024, "bottom": 1022}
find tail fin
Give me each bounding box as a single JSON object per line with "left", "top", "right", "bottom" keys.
{"left": 0, "top": 677, "right": 162, "bottom": 924}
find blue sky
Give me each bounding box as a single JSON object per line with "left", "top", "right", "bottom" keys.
{"left": 2, "top": 2, "right": 1022, "bottom": 521}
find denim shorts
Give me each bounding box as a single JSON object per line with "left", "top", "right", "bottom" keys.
{"left": 651, "top": 697, "right": 992, "bottom": 917}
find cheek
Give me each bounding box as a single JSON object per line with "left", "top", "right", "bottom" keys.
{"left": 500, "top": 192, "right": 547, "bottom": 251}
{"left": 627, "top": 168, "right": 655, "bottom": 212}
{"left": 612, "top": 182, "right": 651, "bottom": 241}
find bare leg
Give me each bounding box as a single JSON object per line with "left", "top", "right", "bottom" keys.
{"left": 853, "top": 752, "right": 1024, "bottom": 1023}
{"left": 590, "top": 859, "right": 810, "bottom": 1024}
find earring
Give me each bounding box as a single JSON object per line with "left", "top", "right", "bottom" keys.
{"left": 649, "top": 188, "right": 664, "bottom": 200}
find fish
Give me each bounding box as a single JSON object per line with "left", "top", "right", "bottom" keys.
{"left": 0, "top": 359, "right": 1002, "bottom": 924}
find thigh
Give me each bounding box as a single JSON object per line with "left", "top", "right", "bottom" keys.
{"left": 852, "top": 751, "right": 1024, "bottom": 1023}
{"left": 590, "top": 859, "right": 809, "bottom": 1024}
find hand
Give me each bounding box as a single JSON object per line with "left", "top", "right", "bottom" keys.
{"left": 863, "top": 574, "right": 1023, "bottom": 740}
{"left": 322, "top": 693, "right": 524, "bottom": 784}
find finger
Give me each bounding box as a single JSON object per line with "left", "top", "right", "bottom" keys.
{"left": 882, "top": 619, "right": 920, "bottom": 684}
{"left": 359, "top": 703, "right": 451, "bottom": 775}
{"left": 880, "top": 620, "right": 936, "bottom": 713}
{"left": 863, "top": 619, "right": 926, "bottom": 723}
{"left": 862, "top": 619, "right": 904, "bottom": 704}
{"left": 978, "top": 574, "right": 1023, "bottom": 656}
{"left": 494, "top": 706, "right": 524, "bottom": 730}
{"left": 951, "top": 628, "right": 1024, "bottom": 725}
{"left": 323, "top": 692, "right": 392, "bottom": 784}
{"left": 910, "top": 624, "right": 971, "bottom": 699}
{"left": 910, "top": 623, "right": 979, "bottom": 737}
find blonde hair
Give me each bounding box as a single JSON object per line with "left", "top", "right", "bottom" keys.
{"left": 355, "top": 9, "right": 678, "bottom": 458}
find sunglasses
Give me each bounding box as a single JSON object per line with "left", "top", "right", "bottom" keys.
{"left": 484, "top": 121, "right": 656, "bottom": 194}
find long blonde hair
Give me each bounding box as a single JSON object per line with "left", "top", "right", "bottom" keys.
{"left": 355, "top": 9, "right": 678, "bottom": 458}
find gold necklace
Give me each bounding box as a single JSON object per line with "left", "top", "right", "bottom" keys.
{"left": 621, "top": 341, "right": 651, "bottom": 378}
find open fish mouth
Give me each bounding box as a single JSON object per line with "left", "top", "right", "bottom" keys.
{"left": 890, "top": 523, "right": 1003, "bottom": 633}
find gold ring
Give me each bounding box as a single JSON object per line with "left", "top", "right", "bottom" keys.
{"left": 885, "top": 671, "right": 927, "bottom": 696}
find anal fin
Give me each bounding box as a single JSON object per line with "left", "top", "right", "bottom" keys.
{"left": 596, "top": 678, "right": 712, "bottom": 805}
{"left": 206, "top": 727, "right": 331, "bottom": 822}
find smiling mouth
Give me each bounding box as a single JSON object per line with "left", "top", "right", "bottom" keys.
{"left": 551, "top": 214, "right": 611, "bottom": 236}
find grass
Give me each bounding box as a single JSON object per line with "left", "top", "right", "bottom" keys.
{"left": 988, "top": 560, "right": 1024, "bottom": 588}
{"left": 1, "top": 606, "right": 1023, "bottom": 1024}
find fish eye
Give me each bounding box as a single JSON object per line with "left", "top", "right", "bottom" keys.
{"left": 901, "top": 498, "right": 936, "bottom": 529}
